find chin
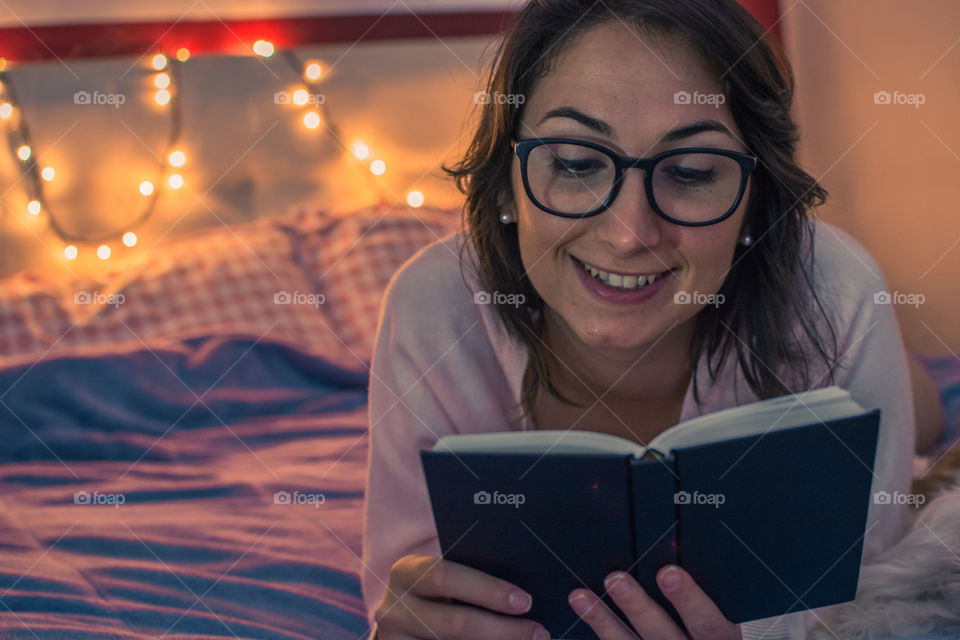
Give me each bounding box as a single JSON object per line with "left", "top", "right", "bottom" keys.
{"left": 575, "top": 323, "right": 660, "bottom": 352}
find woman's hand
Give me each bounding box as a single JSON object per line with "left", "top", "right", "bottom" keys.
{"left": 568, "top": 565, "right": 741, "bottom": 640}
{"left": 374, "top": 554, "right": 550, "bottom": 640}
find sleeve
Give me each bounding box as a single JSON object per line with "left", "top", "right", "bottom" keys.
{"left": 742, "top": 225, "right": 915, "bottom": 640}
{"left": 798, "top": 237, "right": 915, "bottom": 637}
{"left": 359, "top": 244, "right": 487, "bottom": 637}
{"left": 827, "top": 270, "right": 915, "bottom": 562}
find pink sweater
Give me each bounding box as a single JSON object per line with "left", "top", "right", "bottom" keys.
{"left": 361, "top": 219, "right": 915, "bottom": 640}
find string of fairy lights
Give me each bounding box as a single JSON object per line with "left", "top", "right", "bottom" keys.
{"left": 0, "top": 39, "right": 426, "bottom": 262}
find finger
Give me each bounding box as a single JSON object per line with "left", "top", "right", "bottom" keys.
{"left": 408, "top": 598, "right": 548, "bottom": 640}
{"left": 409, "top": 557, "right": 534, "bottom": 616}
{"left": 568, "top": 587, "right": 638, "bottom": 640}
{"left": 602, "top": 571, "right": 685, "bottom": 640}
{"left": 656, "top": 566, "right": 739, "bottom": 639}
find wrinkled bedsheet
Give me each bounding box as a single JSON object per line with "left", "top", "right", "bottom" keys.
{"left": 0, "top": 334, "right": 373, "bottom": 639}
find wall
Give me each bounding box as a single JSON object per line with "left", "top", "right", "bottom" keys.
{"left": 782, "top": 0, "right": 960, "bottom": 355}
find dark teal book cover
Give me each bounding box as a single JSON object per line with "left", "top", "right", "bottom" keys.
{"left": 421, "top": 409, "right": 879, "bottom": 640}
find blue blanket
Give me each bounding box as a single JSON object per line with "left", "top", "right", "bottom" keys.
{"left": 0, "top": 334, "right": 372, "bottom": 639}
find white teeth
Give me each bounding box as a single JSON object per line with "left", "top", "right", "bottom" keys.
{"left": 579, "top": 259, "right": 662, "bottom": 291}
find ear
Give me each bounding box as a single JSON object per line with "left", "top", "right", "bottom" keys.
{"left": 497, "top": 191, "right": 517, "bottom": 221}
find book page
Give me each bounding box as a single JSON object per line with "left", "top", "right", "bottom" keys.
{"left": 432, "top": 429, "right": 648, "bottom": 457}
{"left": 648, "top": 386, "right": 866, "bottom": 454}
{"left": 431, "top": 387, "right": 867, "bottom": 458}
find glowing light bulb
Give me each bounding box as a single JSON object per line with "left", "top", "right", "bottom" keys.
{"left": 406, "top": 190, "right": 424, "bottom": 208}
{"left": 168, "top": 174, "right": 184, "bottom": 189}
{"left": 64, "top": 245, "right": 78, "bottom": 260}
{"left": 253, "top": 40, "right": 275, "bottom": 58}
{"left": 167, "top": 150, "right": 186, "bottom": 167}
{"left": 139, "top": 180, "right": 154, "bottom": 196}
{"left": 304, "top": 63, "right": 323, "bottom": 81}
{"left": 176, "top": 48, "right": 190, "bottom": 62}
{"left": 292, "top": 88, "right": 310, "bottom": 106}
{"left": 122, "top": 232, "right": 137, "bottom": 247}
{"left": 41, "top": 166, "right": 55, "bottom": 181}
{"left": 352, "top": 142, "right": 370, "bottom": 160}
{"left": 155, "top": 89, "right": 171, "bottom": 105}
{"left": 0, "top": 58, "right": 7, "bottom": 72}
{"left": 303, "top": 111, "right": 321, "bottom": 129}
{"left": 26, "top": 200, "right": 41, "bottom": 215}
{"left": 0, "top": 103, "right": 12, "bottom": 119}
{"left": 97, "top": 245, "right": 111, "bottom": 260}
{"left": 151, "top": 54, "right": 167, "bottom": 70}
{"left": 370, "top": 159, "right": 386, "bottom": 176}
{"left": 17, "top": 145, "right": 30, "bottom": 161}
{"left": 154, "top": 72, "right": 171, "bottom": 89}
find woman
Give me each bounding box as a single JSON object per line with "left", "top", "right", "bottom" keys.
{"left": 361, "top": 1, "right": 915, "bottom": 638}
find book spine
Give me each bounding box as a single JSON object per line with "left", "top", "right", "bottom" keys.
{"left": 629, "top": 457, "right": 683, "bottom": 627}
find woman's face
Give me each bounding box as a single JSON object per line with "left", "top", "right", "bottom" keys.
{"left": 510, "top": 22, "right": 752, "bottom": 354}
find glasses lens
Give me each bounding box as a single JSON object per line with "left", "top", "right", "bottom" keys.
{"left": 652, "top": 153, "right": 744, "bottom": 223}
{"left": 525, "top": 142, "right": 614, "bottom": 215}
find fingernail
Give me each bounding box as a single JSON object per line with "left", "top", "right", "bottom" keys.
{"left": 604, "top": 571, "right": 629, "bottom": 597}
{"left": 570, "top": 594, "right": 593, "bottom": 616}
{"left": 659, "top": 566, "right": 682, "bottom": 592}
{"left": 510, "top": 589, "right": 532, "bottom": 612}
{"left": 532, "top": 627, "right": 550, "bottom": 640}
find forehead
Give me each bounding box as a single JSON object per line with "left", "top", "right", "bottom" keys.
{"left": 522, "top": 22, "right": 730, "bottom": 144}
{"left": 554, "top": 22, "right": 715, "bottom": 81}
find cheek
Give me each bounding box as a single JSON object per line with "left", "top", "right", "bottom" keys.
{"left": 515, "top": 210, "right": 592, "bottom": 311}
{"left": 517, "top": 214, "right": 570, "bottom": 279}
{"left": 514, "top": 185, "right": 578, "bottom": 272}
{"left": 685, "top": 235, "right": 739, "bottom": 291}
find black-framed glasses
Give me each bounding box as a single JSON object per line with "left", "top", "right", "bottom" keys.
{"left": 513, "top": 138, "right": 757, "bottom": 226}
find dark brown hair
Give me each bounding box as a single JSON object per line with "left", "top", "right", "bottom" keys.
{"left": 444, "top": 0, "right": 838, "bottom": 418}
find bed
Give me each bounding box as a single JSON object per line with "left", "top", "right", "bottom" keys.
{"left": 1, "top": 203, "right": 958, "bottom": 639}
{"left": 0, "top": 204, "right": 458, "bottom": 639}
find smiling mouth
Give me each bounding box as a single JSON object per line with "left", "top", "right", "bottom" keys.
{"left": 575, "top": 257, "right": 672, "bottom": 291}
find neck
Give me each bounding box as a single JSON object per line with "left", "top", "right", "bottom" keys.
{"left": 541, "top": 311, "right": 697, "bottom": 409}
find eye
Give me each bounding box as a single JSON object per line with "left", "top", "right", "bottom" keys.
{"left": 663, "top": 164, "right": 717, "bottom": 186}
{"left": 550, "top": 156, "right": 605, "bottom": 178}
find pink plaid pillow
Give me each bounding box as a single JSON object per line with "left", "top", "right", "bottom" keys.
{"left": 0, "top": 218, "right": 344, "bottom": 367}
{"left": 284, "top": 203, "right": 460, "bottom": 361}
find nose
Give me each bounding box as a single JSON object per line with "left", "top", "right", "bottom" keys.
{"left": 596, "top": 167, "right": 665, "bottom": 254}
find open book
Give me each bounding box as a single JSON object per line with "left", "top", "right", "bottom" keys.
{"left": 421, "top": 387, "right": 880, "bottom": 639}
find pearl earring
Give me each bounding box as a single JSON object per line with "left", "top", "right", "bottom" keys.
{"left": 499, "top": 212, "right": 514, "bottom": 224}
{"left": 740, "top": 234, "right": 753, "bottom": 246}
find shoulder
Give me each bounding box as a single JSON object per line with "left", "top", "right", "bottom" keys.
{"left": 755, "top": 218, "right": 896, "bottom": 391}
{"left": 382, "top": 230, "right": 481, "bottom": 320}
{"left": 810, "top": 218, "right": 886, "bottom": 293}
{"left": 372, "top": 230, "right": 528, "bottom": 421}
{"left": 377, "top": 230, "right": 506, "bottom": 354}
{"left": 807, "top": 218, "right": 889, "bottom": 325}
{"left": 803, "top": 219, "right": 910, "bottom": 390}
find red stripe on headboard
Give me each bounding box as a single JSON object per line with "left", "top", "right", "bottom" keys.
{"left": 738, "top": 0, "right": 782, "bottom": 40}
{"left": 0, "top": 11, "right": 517, "bottom": 63}
{"left": 0, "top": 2, "right": 778, "bottom": 63}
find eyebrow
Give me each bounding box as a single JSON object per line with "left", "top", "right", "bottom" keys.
{"left": 661, "top": 120, "right": 734, "bottom": 142}
{"left": 539, "top": 106, "right": 613, "bottom": 137}
{"left": 538, "top": 106, "right": 734, "bottom": 142}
